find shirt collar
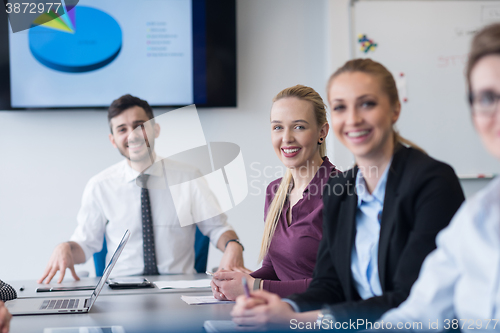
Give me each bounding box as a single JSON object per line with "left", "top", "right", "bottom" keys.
{"left": 123, "top": 154, "right": 164, "bottom": 183}
{"left": 355, "top": 158, "right": 392, "bottom": 206}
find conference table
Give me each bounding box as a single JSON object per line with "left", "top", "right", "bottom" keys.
{"left": 6, "top": 274, "right": 235, "bottom": 333}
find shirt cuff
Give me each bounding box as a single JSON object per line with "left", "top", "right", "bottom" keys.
{"left": 282, "top": 298, "right": 301, "bottom": 313}
{"left": 210, "top": 227, "right": 233, "bottom": 249}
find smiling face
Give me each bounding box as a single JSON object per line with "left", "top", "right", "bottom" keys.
{"left": 270, "top": 97, "right": 328, "bottom": 169}
{"left": 108, "top": 106, "right": 160, "bottom": 163}
{"left": 328, "top": 72, "right": 400, "bottom": 163}
{"left": 470, "top": 55, "right": 500, "bottom": 159}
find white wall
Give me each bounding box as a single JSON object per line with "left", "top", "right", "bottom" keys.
{"left": 0, "top": 0, "right": 491, "bottom": 281}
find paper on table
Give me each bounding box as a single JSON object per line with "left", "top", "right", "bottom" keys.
{"left": 181, "top": 295, "right": 235, "bottom": 305}
{"left": 153, "top": 279, "right": 212, "bottom": 289}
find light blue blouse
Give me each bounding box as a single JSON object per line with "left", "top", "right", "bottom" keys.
{"left": 351, "top": 161, "right": 391, "bottom": 299}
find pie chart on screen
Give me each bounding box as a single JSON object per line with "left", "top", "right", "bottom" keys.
{"left": 28, "top": 6, "right": 122, "bottom": 73}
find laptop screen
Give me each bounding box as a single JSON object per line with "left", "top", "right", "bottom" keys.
{"left": 88, "top": 230, "right": 130, "bottom": 309}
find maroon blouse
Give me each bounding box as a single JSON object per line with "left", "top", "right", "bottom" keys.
{"left": 250, "top": 157, "right": 337, "bottom": 297}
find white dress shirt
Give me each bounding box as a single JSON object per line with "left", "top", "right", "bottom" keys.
{"left": 381, "top": 176, "right": 500, "bottom": 332}
{"left": 70, "top": 157, "right": 233, "bottom": 277}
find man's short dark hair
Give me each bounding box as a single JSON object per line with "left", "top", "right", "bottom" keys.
{"left": 108, "top": 94, "right": 155, "bottom": 133}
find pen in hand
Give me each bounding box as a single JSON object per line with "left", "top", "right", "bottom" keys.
{"left": 242, "top": 277, "right": 251, "bottom": 298}
{"left": 207, "top": 270, "right": 226, "bottom": 280}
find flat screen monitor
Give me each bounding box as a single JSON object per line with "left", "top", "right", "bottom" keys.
{"left": 0, "top": 0, "right": 236, "bottom": 109}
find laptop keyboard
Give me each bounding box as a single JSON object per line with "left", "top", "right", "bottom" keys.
{"left": 40, "top": 299, "right": 80, "bottom": 310}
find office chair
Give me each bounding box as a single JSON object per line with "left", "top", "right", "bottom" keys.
{"left": 93, "top": 226, "right": 210, "bottom": 276}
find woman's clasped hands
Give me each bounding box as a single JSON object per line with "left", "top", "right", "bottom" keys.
{"left": 210, "top": 268, "right": 254, "bottom": 301}
{"left": 230, "top": 289, "right": 305, "bottom": 331}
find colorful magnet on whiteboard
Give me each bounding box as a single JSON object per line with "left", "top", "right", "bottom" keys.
{"left": 358, "top": 34, "right": 378, "bottom": 53}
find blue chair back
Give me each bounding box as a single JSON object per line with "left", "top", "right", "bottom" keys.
{"left": 194, "top": 227, "right": 210, "bottom": 273}
{"left": 93, "top": 226, "right": 210, "bottom": 276}
{"left": 94, "top": 237, "right": 108, "bottom": 277}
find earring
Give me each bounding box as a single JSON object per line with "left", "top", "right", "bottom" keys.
{"left": 318, "top": 138, "right": 324, "bottom": 145}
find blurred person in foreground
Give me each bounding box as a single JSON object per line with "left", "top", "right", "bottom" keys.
{"left": 379, "top": 22, "right": 500, "bottom": 332}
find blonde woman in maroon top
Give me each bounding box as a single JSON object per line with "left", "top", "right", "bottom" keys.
{"left": 211, "top": 85, "right": 337, "bottom": 301}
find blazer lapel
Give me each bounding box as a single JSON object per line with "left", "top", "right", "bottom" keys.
{"left": 336, "top": 169, "right": 358, "bottom": 300}
{"left": 377, "top": 146, "right": 408, "bottom": 290}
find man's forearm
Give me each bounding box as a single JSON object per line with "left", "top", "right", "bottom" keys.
{"left": 67, "top": 241, "right": 86, "bottom": 264}
{"left": 216, "top": 230, "right": 241, "bottom": 252}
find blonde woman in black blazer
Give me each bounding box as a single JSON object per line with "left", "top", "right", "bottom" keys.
{"left": 286, "top": 144, "right": 464, "bottom": 323}
{"left": 231, "top": 59, "right": 465, "bottom": 329}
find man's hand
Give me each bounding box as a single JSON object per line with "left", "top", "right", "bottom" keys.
{"left": 231, "top": 290, "right": 295, "bottom": 330}
{"left": 38, "top": 242, "right": 83, "bottom": 284}
{"left": 0, "top": 301, "right": 11, "bottom": 333}
{"left": 218, "top": 241, "right": 251, "bottom": 273}
{"left": 211, "top": 271, "right": 255, "bottom": 301}
{"left": 215, "top": 231, "right": 251, "bottom": 273}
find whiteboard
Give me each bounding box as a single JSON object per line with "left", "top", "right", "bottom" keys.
{"left": 348, "top": 0, "right": 500, "bottom": 176}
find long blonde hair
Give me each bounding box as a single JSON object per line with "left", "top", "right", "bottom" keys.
{"left": 258, "top": 85, "right": 328, "bottom": 262}
{"left": 327, "top": 58, "right": 425, "bottom": 153}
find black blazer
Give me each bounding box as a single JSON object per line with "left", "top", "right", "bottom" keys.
{"left": 288, "top": 146, "right": 465, "bottom": 323}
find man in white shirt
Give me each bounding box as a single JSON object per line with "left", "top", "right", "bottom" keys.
{"left": 38, "top": 94, "right": 246, "bottom": 283}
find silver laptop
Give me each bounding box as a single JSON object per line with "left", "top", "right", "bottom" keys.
{"left": 7, "top": 230, "right": 130, "bottom": 316}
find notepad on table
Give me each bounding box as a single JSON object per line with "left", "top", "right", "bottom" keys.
{"left": 181, "top": 295, "right": 235, "bottom": 305}
{"left": 153, "top": 279, "right": 212, "bottom": 289}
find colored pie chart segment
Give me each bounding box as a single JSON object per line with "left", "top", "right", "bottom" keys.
{"left": 33, "top": 9, "right": 74, "bottom": 33}
{"left": 29, "top": 6, "right": 122, "bottom": 73}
